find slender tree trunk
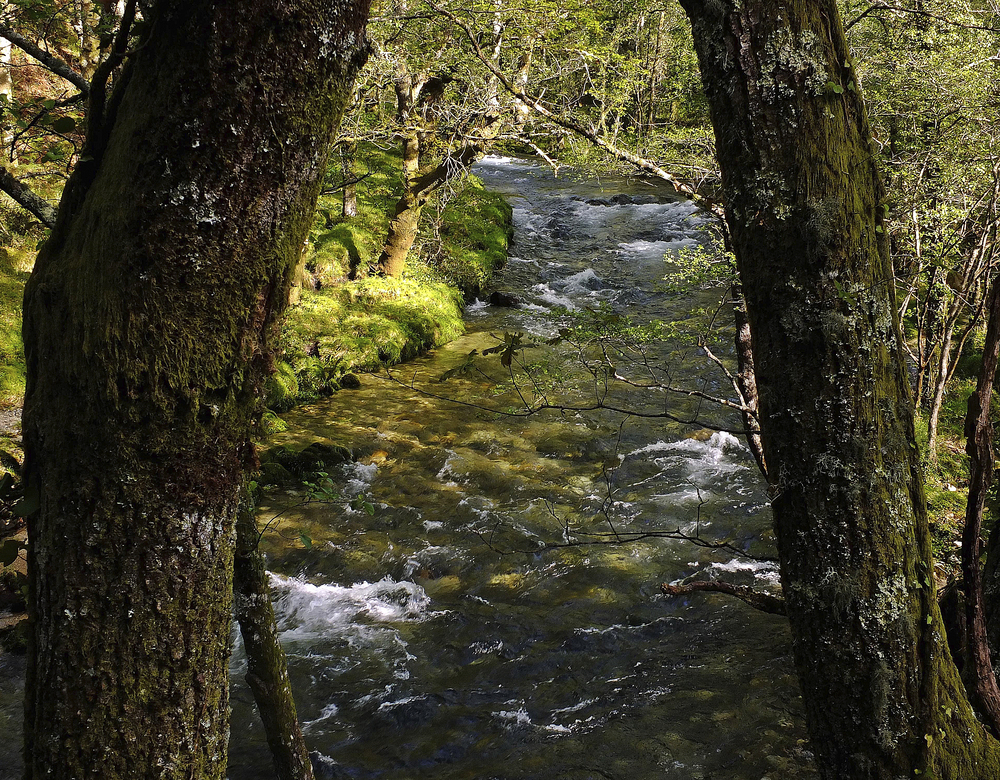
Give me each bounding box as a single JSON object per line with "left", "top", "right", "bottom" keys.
{"left": 74, "top": 0, "right": 100, "bottom": 80}
{"left": 342, "top": 140, "right": 358, "bottom": 218}
{"left": 679, "top": 1, "right": 1000, "bottom": 777}
{"left": 21, "top": 3, "right": 368, "bottom": 778}
{"left": 961, "top": 275, "right": 1000, "bottom": 734}
{"left": 732, "top": 285, "right": 766, "bottom": 480}
{"left": 235, "top": 500, "right": 314, "bottom": 780}
{"left": 0, "top": 36, "right": 14, "bottom": 164}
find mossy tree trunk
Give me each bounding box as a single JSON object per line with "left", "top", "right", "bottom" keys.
{"left": 20, "top": 2, "right": 369, "bottom": 778}
{"left": 679, "top": 1, "right": 1000, "bottom": 777}
{"left": 375, "top": 141, "right": 484, "bottom": 277}
{"left": 373, "top": 63, "right": 494, "bottom": 278}
{"left": 235, "top": 501, "right": 314, "bottom": 780}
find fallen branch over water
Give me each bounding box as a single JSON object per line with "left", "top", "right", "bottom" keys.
{"left": 660, "top": 580, "right": 786, "bottom": 616}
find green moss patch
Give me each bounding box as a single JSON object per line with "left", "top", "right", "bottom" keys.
{"left": 281, "top": 277, "right": 466, "bottom": 399}
{"left": 277, "top": 145, "right": 511, "bottom": 405}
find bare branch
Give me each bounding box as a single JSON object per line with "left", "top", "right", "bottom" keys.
{"left": 0, "top": 23, "right": 89, "bottom": 95}
{"left": 660, "top": 580, "right": 786, "bottom": 616}
{"left": 845, "top": 3, "right": 1000, "bottom": 32}
{"left": 0, "top": 164, "right": 56, "bottom": 227}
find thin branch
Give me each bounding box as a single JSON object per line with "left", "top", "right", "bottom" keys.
{"left": 845, "top": 3, "right": 1000, "bottom": 32}
{"left": 385, "top": 366, "right": 750, "bottom": 435}
{"left": 660, "top": 580, "right": 786, "bottom": 616}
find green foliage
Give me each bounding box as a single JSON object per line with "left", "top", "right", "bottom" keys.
{"left": 264, "top": 362, "right": 299, "bottom": 413}
{"left": 0, "top": 217, "right": 37, "bottom": 408}
{"left": 430, "top": 178, "right": 513, "bottom": 294}
{"left": 912, "top": 376, "right": 1000, "bottom": 572}
{"left": 661, "top": 244, "right": 735, "bottom": 295}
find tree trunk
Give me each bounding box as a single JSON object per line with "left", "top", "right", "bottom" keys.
{"left": 0, "top": 36, "right": 14, "bottom": 164}
{"left": 679, "top": 1, "right": 1000, "bottom": 777}
{"left": 342, "top": 140, "right": 358, "bottom": 218}
{"left": 74, "top": 0, "right": 100, "bottom": 80}
{"left": 375, "top": 141, "right": 484, "bottom": 278}
{"left": 21, "top": 2, "right": 368, "bottom": 778}
{"left": 960, "top": 275, "right": 1000, "bottom": 735}
{"left": 235, "top": 499, "right": 314, "bottom": 780}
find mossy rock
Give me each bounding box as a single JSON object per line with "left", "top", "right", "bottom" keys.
{"left": 260, "top": 441, "right": 353, "bottom": 478}
{"left": 264, "top": 362, "right": 299, "bottom": 412}
{"left": 258, "top": 461, "right": 296, "bottom": 486}
{"left": 261, "top": 410, "right": 288, "bottom": 436}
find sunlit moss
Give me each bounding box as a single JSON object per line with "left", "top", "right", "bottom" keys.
{"left": 279, "top": 145, "right": 511, "bottom": 405}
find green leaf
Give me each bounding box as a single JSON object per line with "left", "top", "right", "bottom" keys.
{"left": 926, "top": 614, "right": 934, "bottom": 625}
{"left": 299, "top": 532, "right": 313, "bottom": 550}
{"left": 826, "top": 81, "right": 844, "bottom": 95}
{"left": 51, "top": 116, "right": 76, "bottom": 133}
{"left": 833, "top": 279, "right": 856, "bottom": 306}
{"left": 13, "top": 480, "right": 39, "bottom": 518}
{"left": 0, "top": 538, "right": 22, "bottom": 566}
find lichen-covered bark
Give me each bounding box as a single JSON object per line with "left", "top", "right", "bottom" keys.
{"left": 678, "top": 1, "right": 1000, "bottom": 777}
{"left": 20, "top": 2, "right": 369, "bottom": 778}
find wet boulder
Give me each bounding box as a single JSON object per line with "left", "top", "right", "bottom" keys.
{"left": 488, "top": 290, "right": 521, "bottom": 307}
{"left": 258, "top": 440, "right": 353, "bottom": 483}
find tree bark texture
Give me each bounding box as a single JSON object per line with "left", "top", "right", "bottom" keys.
{"left": 679, "top": 1, "right": 1000, "bottom": 777}
{"left": 20, "top": 2, "right": 369, "bottom": 778}
{"left": 235, "top": 501, "right": 314, "bottom": 780}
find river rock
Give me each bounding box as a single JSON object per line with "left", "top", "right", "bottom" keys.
{"left": 259, "top": 440, "right": 352, "bottom": 480}
{"left": 340, "top": 372, "right": 361, "bottom": 389}
{"left": 488, "top": 290, "right": 521, "bottom": 307}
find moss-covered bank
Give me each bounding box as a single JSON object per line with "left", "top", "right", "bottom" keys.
{"left": 268, "top": 145, "right": 512, "bottom": 411}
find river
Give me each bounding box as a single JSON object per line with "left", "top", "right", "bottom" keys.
{"left": 226, "top": 157, "right": 817, "bottom": 780}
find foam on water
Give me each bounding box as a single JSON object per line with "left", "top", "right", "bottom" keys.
{"left": 629, "top": 432, "right": 747, "bottom": 481}
{"left": 616, "top": 237, "right": 700, "bottom": 257}
{"left": 561, "top": 267, "right": 602, "bottom": 293}
{"left": 707, "top": 557, "right": 781, "bottom": 586}
{"left": 269, "top": 574, "right": 432, "bottom": 642}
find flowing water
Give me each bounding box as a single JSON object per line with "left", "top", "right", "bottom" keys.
{"left": 227, "top": 158, "right": 817, "bottom": 780}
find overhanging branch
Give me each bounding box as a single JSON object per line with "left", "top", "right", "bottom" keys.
{"left": 0, "top": 164, "right": 56, "bottom": 227}
{"left": 429, "top": 1, "right": 725, "bottom": 221}
{"left": 0, "top": 23, "right": 89, "bottom": 95}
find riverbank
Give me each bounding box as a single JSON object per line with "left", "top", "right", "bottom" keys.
{"left": 0, "top": 150, "right": 512, "bottom": 652}
{"left": 266, "top": 149, "right": 512, "bottom": 415}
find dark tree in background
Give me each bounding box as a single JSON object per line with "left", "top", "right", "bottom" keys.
{"left": 20, "top": 1, "right": 369, "bottom": 778}
{"left": 679, "top": 0, "right": 1000, "bottom": 777}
